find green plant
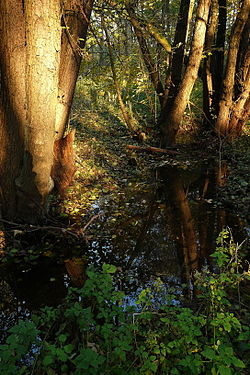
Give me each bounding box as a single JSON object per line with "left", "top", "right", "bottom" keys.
{"left": 0, "top": 230, "right": 249, "bottom": 374}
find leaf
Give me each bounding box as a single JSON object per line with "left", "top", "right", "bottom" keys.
{"left": 218, "top": 365, "right": 232, "bottom": 375}
{"left": 58, "top": 334, "right": 67, "bottom": 343}
{"left": 64, "top": 344, "right": 74, "bottom": 354}
{"left": 102, "top": 264, "right": 117, "bottom": 273}
{"left": 202, "top": 347, "right": 217, "bottom": 360}
{"left": 231, "top": 357, "right": 246, "bottom": 368}
{"left": 43, "top": 355, "right": 54, "bottom": 366}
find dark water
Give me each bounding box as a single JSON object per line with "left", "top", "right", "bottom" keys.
{"left": 0, "top": 162, "right": 249, "bottom": 337}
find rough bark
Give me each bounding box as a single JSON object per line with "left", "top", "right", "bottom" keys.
{"left": 161, "top": 0, "right": 211, "bottom": 146}
{"left": 16, "top": 0, "right": 61, "bottom": 216}
{"left": 0, "top": 0, "right": 93, "bottom": 222}
{"left": 215, "top": 0, "right": 250, "bottom": 136}
{"left": 228, "top": 56, "right": 250, "bottom": 136}
{"left": 228, "top": 15, "right": 250, "bottom": 136}
{"left": 55, "top": 0, "right": 94, "bottom": 139}
{"left": 0, "top": 0, "right": 27, "bottom": 218}
{"left": 51, "top": 130, "right": 76, "bottom": 196}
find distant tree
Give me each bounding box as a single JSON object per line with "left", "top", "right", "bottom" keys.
{"left": 124, "top": 0, "right": 249, "bottom": 144}
{"left": 125, "top": 0, "right": 211, "bottom": 146}
{"left": 0, "top": 0, "right": 94, "bottom": 222}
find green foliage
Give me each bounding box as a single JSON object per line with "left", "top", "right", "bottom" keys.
{"left": 0, "top": 320, "right": 39, "bottom": 375}
{"left": 0, "top": 231, "right": 249, "bottom": 374}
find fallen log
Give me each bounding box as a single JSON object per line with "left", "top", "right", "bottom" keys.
{"left": 126, "top": 144, "right": 181, "bottom": 155}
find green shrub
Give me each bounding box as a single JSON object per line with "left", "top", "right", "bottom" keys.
{"left": 0, "top": 230, "right": 249, "bottom": 374}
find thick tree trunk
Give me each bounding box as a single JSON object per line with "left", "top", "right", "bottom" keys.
{"left": 16, "top": 0, "right": 61, "bottom": 217}
{"left": 0, "top": 0, "right": 93, "bottom": 222}
{"left": 215, "top": 0, "right": 250, "bottom": 136}
{"left": 161, "top": 0, "right": 211, "bottom": 146}
{"left": 0, "top": 0, "right": 27, "bottom": 218}
{"left": 228, "top": 15, "right": 250, "bottom": 136}
{"left": 228, "top": 56, "right": 250, "bottom": 136}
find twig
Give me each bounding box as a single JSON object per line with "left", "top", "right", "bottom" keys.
{"left": 81, "top": 213, "right": 103, "bottom": 233}
{"left": 0, "top": 219, "right": 79, "bottom": 238}
{"left": 127, "top": 144, "right": 181, "bottom": 155}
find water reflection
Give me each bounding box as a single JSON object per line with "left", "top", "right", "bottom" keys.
{"left": 0, "top": 161, "right": 248, "bottom": 326}
{"left": 85, "top": 162, "right": 247, "bottom": 298}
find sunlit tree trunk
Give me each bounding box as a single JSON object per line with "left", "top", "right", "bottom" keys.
{"left": 215, "top": 0, "right": 250, "bottom": 137}
{"left": 161, "top": 0, "right": 211, "bottom": 146}
{"left": 228, "top": 16, "right": 250, "bottom": 136}
{"left": 0, "top": 0, "right": 93, "bottom": 222}
{"left": 55, "top": 0, "right": 94, "bottom": 139}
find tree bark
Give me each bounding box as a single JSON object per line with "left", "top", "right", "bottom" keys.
{"left": 0, "top": 0, "right": 93, "bottom": 222}
{"left": 55, "top": 0, "right": 94, "bottom": 139}
{"left": 215, "top": 0, "right": 250, "bottom": 136}
{"left": 161, "top": 0, "right": 211, "bottom": 146}
{"left": 161, "top": 0, "right": 195, "bottom": 116}
{"left": 0, "top": 0, "right": 27, "bottom": 218}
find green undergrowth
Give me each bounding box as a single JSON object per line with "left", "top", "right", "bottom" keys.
{"left": 1, "top": 229, "right": 250, "bottom": 375}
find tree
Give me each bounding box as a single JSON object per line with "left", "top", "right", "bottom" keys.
{"left": 0, "top": 0, "right": 94, "bottom": 222}
{"left": 125, "top": 0, "right": 211, "bottom": 146}
{"left": 215, "top": 0, "right": 250, "bottom": 137}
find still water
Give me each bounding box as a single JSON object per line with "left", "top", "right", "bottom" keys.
{"left": 0, "top": 163, "right": 248, "bottom": 338}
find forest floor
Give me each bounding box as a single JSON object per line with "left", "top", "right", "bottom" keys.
{"left": 0, "top": 107, "right": 249, "bottom": 268}
{"left": 61, "top": 108, "right": 250, "bottom": 229}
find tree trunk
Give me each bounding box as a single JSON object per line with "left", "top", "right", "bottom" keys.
{"left": 161, "top": 0, "right": 211, "bottom": 146}
{"left": 0, "top": 0, "right": 93, "bottom": 222}
{"left": 161, "top": 0, "right": 195, "bottom": 116}
{"left": 228, "top": 15, "right": 250, "bottom": 136}
{"left": 16, "top": 0, "right": 61, "bottom": 219}
{"left": 55, "top": 0, "right": 94, "bottom": 139}
{"left": 228, "top": 56, "right": 250, "bottom": 136}
{"left": 202, "top": 0, "right": 219, "bottom": 125}
{"left": 0, "top": 0, "right": 30, "bottom": 218}
{"left": 211, "top": 0, "right": 226, "bottom": 116}
{"left": 215, "top": 0, "right": 250, "bottom": 136}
